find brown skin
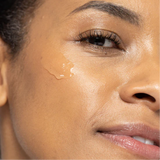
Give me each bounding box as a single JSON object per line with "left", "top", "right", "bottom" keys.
{"left": 0, "top": 0, "right": 159, "bottom": 159}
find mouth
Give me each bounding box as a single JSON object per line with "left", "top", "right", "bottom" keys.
{"left": 97, "top": 124, "right": 160, "bottom": 159}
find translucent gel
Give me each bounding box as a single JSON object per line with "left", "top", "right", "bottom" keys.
{"left": 41, "top": 52, "right": 74, "bottom": 80}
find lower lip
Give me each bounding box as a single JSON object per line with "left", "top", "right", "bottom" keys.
{"left": 100, "top": 133, "right": 160, "bottom": 159}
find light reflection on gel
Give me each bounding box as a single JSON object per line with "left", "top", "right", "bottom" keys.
{"left": 41, "top": 52, "right": 74, "bottom": 80}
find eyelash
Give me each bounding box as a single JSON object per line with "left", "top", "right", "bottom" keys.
{"left": 76, "top": 29, "right": 124, "bottom": 56}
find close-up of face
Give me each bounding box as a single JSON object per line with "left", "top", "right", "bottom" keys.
{"left": 0, "top": 0, "right": 159, "bottom": 159}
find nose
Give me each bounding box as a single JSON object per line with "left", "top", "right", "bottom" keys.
{"left": 119, "top": 74, "right": 160, "bottom": 113}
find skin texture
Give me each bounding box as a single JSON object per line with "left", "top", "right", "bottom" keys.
{"left": 0, "top": 0, "right": 159, "bottom": 159}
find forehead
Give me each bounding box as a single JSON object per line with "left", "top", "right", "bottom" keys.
{"left": 39, "top": 0, "right": 159, "bottom": 17}
{"left": 35, "top": 0, "right": 158, "bottom": 31}
{"left": 31, "top": 0, "right": 158, "bottom": 35}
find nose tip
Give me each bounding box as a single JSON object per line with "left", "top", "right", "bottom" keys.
{"left": 119, "top": 84, "right": 160, "bottom": 112}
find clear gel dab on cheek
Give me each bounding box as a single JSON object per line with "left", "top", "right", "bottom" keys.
{"left": 41, "top": 52, "right": 74, "bottom": 80}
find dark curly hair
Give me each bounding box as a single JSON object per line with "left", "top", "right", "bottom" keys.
{"left": 0, "top": 1, "right": 42, "bottom": 156}
{"left": 0, "top": 0, "right": 42, "bottom": 56}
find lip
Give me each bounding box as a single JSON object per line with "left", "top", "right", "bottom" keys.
{"left": 97, "top": 123, "right": 160, "bottom": 159}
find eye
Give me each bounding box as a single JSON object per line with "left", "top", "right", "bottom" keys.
{"left": 75, "top": 29, "right": 125, "bottom": 56}
{"left": 85, "top": 36, "right": 117, "bottom": 48}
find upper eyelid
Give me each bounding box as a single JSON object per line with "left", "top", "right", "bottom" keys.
{"left": 76, "top": 29, "right": 121, "bottom": 39}
{"left": 76, "top": 29, "right": 123, "bottom": 44}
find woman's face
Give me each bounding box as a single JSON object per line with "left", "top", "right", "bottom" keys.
{"left": 4, "top": 0, "right": 159, "bottom": 159}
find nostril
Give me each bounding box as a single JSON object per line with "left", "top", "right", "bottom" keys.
{"left": 134, "top": 93, "right": 156, "bottom": 103}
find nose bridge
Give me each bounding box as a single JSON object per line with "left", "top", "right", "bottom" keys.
{"left": 118, "top": 0, "right": 160, "bottom": 113}
{"left": 134, "top": 48, "right": 159, "bottom": 84}
{"left": 119, "top": 54, "right": 160, "bottom": 112}
{"left": 137, "top": 36, "right": 159, "bottom": 80}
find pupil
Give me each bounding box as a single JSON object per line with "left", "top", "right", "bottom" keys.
{"left": 89, "top": 37, "right": 105, "bottom": 46}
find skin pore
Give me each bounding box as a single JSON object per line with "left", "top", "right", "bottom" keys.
{"left": 0, "top": 0, "right": 159, "bottom": 159}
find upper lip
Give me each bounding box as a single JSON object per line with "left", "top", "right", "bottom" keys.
{"left": 97, "top": 123, "right": 160, "bottom": 146}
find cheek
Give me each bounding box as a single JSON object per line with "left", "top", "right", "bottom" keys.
{"left": 6, "top": 56, "right": 101, "bottom": 158}
{"left": 41, "top": 48, "right": 74, "bottom": 80}
{"left": 6, "top": 42, "right": 123, "bottom": 159}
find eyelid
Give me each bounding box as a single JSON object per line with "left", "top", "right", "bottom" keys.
{"left": 75, "top": 29, "right": 126, "bottom": 56}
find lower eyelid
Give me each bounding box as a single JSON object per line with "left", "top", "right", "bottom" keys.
{"left": 78, "top": 41, "right": 125, "bottom": 57}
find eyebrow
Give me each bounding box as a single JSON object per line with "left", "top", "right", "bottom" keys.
{"left": 69, "top": 1, "right": 140, "bottom": 26}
